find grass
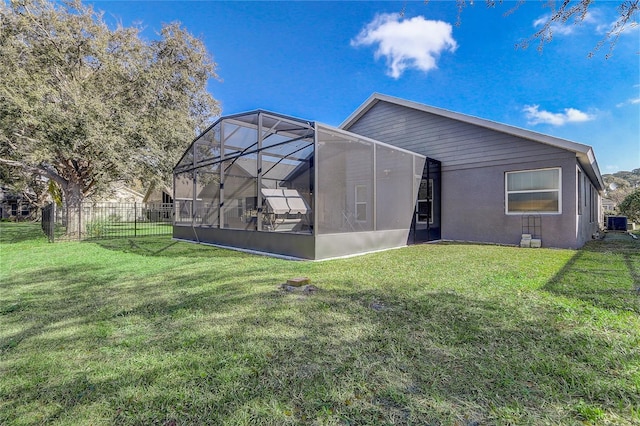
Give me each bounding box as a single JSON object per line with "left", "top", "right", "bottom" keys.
{"left": 84, "top": 221, "right": 172, "bottom": 238}
{"left": 1, "top": 223, "right": 639, "bottom": 425}
{"left": 58, "top": 221, "right": 172, "bottom": 240}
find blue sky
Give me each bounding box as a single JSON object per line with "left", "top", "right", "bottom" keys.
{"left": 91, "top": 1, "right": 640, "bottom": 173}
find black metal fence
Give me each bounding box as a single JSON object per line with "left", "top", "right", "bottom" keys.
{"left": 41, "top": 202, "right": 57, "bottom": 242}
{"left": 41, "top": 202, "right": 173, "bottom": 242}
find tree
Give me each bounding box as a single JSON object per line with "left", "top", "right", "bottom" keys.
{"left": 0, "top": 0, "right": 219, "bottom": 237}
{"left": 450, "top": 0, "right": 639, "bottom": 57}
{"left": 603, "top": 175, "right": 632, "bottom": 205}
{"left": 618, "top": 188, "right": 640, "bottom": 224}
{"left": 603, "top": 169, "right": 640, "bottom": 207}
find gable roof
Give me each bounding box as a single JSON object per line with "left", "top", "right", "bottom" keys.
{"left": 341, "top": 93, "right": 604, "bottom": 191}
{"left": 143, "top": 183, "right": 172, "bottom": 203}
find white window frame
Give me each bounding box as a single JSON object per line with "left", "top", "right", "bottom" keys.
{"left": 355, "top": 184, "right": 367, "bottom": 223}
{"left": 505, "top": 167, "right": 562, "bottom": 215}
{"left": 577, "top": 169, "right": 583, "bottom": 215}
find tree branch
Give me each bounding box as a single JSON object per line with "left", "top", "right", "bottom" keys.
{"left": 0, "top": 157, "right": 40, "bottom": 174}
{"left": 0, "top": 157, "right": 68, "bottom": 188}
{"left": 22, "top": 3, "right": 65, "bottom": 62}
{"left": 12, "top": 131, "right": 42, "bottom": 147}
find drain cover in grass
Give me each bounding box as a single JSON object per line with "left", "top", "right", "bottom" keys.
{"left": 286, "top": 277, "right": 310, "bottom": 287}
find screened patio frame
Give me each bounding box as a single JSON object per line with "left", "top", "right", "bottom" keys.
{"left": 173, "top": 110, "right": 426, "bottom": 259}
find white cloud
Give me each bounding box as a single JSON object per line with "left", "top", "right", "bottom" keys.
{"left": 523, "top": 105, "right": 595, "bottom": 126}
{"left": 533, "top": 11, "right": 599, "bottom": 35}
{"left": 351, "top": 13, "right": 457, "bottom": 79}
{"left": 597, "top": 16, "right": 639, "bottom": 35}
{"left": 616, "top": 97, "right": 640, "bottom": 107}
{"left": 534, "top": 8, "right": 638, "bottom": 38}
{"left": 533, "top": 14, "right": 578, "bottom": 35}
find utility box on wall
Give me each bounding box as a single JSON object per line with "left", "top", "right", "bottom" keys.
{"left": 607, "top": 216, "right": 628, "bottom": 231}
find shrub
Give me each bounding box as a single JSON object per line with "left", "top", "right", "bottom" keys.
{"left": 86, "top": 219, "right": 109, "bottom": 237}
{"left": 618, "top": 188, "right": 640, "bottom": 223}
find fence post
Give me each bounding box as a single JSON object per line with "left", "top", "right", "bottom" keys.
{"left": 51, "top": 202, "right": 55, "bottom": 243}
{"left": 134, "top": 202, "right": 137, "bottom": 237}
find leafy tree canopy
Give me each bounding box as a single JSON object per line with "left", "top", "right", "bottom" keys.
{"left": 618, "top": 188, "right": 640, "bottom": 223}
{"left": 0, "top": 0, "right": 219, "bottom": 233}
{"left": 603, "top": 169, "right": 640, "bottom": 205}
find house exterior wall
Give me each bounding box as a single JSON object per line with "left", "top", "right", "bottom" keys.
{"left": 345, "top": 100, "right": 597, "bottom": 249}
{"left": 144, "top": 186, "right": 173, "bottom": 204}
{"left": 347, "top": 102, "right": 567, "bottom": 171}
{"left": 0, "top": 191, "right": 38, "bottom": 221}
{"left": 440, "top": 157, "right": 581, "bottom": 248}
{"left": 86, "top": 184, "right": 144, "bottom": 204}
{"left": 576, "top": 164, "right": 602, "bottom": 245}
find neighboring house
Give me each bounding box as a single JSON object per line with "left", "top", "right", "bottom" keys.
{"left": 87, "top": 183, "right": 145, "bottom": 204}
{"left": 143, "top": 183, "right": 174, "bottom": 205}
{"left": 341, "top": 93, "right": 604, "bottom": 249}
{"left": 173, "top": 95, "right": 604, "bottom": 259}
{"left": 143, "top": 183, "right": 174, "bottom": 221}
{"left": 81, "top": 183, "right": 145, "bottom": 223}
{"left": 602, "top": 198, "right": 616, "bottom": 212}
{"left": 1, "top": 182, "right": 144, "bottom": 222}
{"left": 0, "top": 187, "right": 38, "bottom": 221}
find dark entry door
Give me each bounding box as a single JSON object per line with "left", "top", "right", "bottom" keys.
{"left": 410, "top": 158, "right": 441, "bottom": 243}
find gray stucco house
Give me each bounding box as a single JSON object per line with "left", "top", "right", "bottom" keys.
{"left": 173, "top": 94, "right": 604, "bottom": 258}
{"left": 341, "top": 93, "right": 604, "bottom": 249}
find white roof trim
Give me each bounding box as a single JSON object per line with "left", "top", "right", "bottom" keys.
{"left": 340, "top": 93, "right": 604, "bottom": 191}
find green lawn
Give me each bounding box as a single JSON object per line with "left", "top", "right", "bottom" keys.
{"left": 1, "top": 223, "right": 638, "bottom": 425}
{"left": 54, "top": 221, "right": 173, "bottom": 241}
{"left": 85, "top": 221, "right": 172, "bottom": 238}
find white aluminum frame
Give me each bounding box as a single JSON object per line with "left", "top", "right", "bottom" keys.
{"left": 505, "top": 167, "right": 562, "bottom": 215}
